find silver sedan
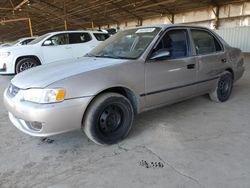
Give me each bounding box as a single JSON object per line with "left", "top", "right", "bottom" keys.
{"left": 4, "top": 25, "right": 245, "bottom": 145}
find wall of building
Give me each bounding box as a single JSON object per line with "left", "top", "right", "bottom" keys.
{"left": 107, "top": 2, "right": 250, "bottom": 30}
{"left": 105, "top": 2, "right": 250, "bottom": 52}
{"left": 216, "top": 26, "right": 250, "bottom": 52}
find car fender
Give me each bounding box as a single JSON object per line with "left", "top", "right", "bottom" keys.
{"left": 12, "top": 47, "right": 43, "bottom": 71}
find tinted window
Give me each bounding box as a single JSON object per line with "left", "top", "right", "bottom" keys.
{"left": 191, "top": 30, "right": 222, "bottom": 55}
{"left": 69, "top": 33, "right": 91, "bottom": 44}
{"left": 94, "top": 33, "right": 110, "bottom": 41}
{"left": 153, "top": 29, "right": 189, "bottom": 59}
{"left": 47, "top": 34, "right": 69, "bottom": 45}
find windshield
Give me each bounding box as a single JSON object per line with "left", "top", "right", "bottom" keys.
{"left": 29, "top": 33, "right": 51, "bottom": 45}
{"left": 10, "top": 39, "right": 22, "bottom": 46}
{"left": 87, "top": 27, "right": 161, "bottom": 59}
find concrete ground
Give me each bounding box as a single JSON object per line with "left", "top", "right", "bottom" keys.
{"left": 0, "top": 55, "right": 250, "bottom": 188}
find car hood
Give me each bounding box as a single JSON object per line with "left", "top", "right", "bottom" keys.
{"left": 11, "top": 57, "right": 127, "bottom": 89}
{"left": 0, "top": 44, "right": 34, "bottom": 51}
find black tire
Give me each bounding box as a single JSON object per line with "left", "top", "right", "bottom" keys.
{"left": 209, "top": 71, "right": 233, "bottom": 102}
{"left": 16, "top": 58, "right": 40, "bottom": 73}
{"left": 83, "top": 93, "right": 134, "bottom": 145}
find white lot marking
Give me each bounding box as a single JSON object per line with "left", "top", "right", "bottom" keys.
{"left": 136, "top": 28, "right": 156, "bottom": 33}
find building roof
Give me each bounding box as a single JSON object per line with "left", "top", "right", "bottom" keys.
{"left": 0, "top": 0, "right": 247, "bottom": 41}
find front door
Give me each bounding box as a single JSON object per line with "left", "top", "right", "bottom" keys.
{"left": 42, "top": 33, "right": 74, "bottom": 64}
{"left": 145, "top": 29, "right": 197, "bottom": 108}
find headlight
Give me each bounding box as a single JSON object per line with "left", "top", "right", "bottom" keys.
{"left": 0, "top": 52, "right": 10, "bottom": 58}
{"left": 22, "top": 88, "right": 66, "bottom": 104}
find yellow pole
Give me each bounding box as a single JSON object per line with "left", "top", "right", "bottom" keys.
{"left": 63, "top": 1, "right": 67, "bottom": 30}
{"left": 64, "top": 19, "right": 68, "bottom": 30}
{"left": 28, "top": 18, "right": 33, "bottom": 37}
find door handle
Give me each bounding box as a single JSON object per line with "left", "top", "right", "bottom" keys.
{"left": 187, "top": 64, "right": 195, "bottom": 69}
{"left": 65, "top": 47, "right": 72, "bottom": 49}
{"left": 221, "top": 58, "right": 227, "bottom": 63}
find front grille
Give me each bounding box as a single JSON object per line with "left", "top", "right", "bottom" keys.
{"left": 8, "top": 84, "right": 20, "bottom": 97}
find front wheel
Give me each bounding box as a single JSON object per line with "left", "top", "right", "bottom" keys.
{"left": 82, "top": 93, "right": 134, "bottom": 145}
{"left": 16, "top": 58, "right": 40, "bottom": 73}
{"left": 209, "top": 71, "right": 233, "bottom": 102}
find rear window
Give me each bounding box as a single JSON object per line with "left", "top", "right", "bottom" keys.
{"left": 69, "top": 33, "right": 92, "bottom": 44}
{"left": 93, "top": 33, "right": 110, "bottom": 41}
{"left": 191, "top": 30, "right": 222, "bottom": 55}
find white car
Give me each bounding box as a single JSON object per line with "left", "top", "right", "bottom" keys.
{"left": 0, "top": 37, "right": 37, "bottom": 49}
{"left": 0, "top": 30, "right": 109, "bottom": 74}
{"left": 0, "top": 43, "right": 12, "bottom": 48}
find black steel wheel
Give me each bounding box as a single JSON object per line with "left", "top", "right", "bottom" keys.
{"left": 99, "top": 104, "right": 124, "bottom": 135}
{"left": 209, "top": 71, "right": 233, "bottom": 102}
{"left": 83, "top": 93, "right": 134, "bottom": 145}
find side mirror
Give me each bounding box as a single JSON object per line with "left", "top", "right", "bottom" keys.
{"left": 150, "top": 49, "right": 170, "bottom": 60}
{"left": 43, "top": 40, "right": 53, "bottom": 46}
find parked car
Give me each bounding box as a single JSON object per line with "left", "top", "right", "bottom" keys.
{"left": 10, "top": 37, "right": 37, "bottom": 47}
{"left": 98, "top": 28, "right": 117, "bottom": 35}
{"left": 0, "top": 30, "right": 109, "bottom": 74}
{"left": 0, "top": 37, "right": 37, "bottom": 49}
{"left": 0, "top": 43, "right": 12, "bottom": 48}
{"left": 4, "top": 25, "right": 244, "bottom": 145}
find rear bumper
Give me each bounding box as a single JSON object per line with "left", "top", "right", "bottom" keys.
{"left": 4, "top": 89, "right": 92, "bottom": 137}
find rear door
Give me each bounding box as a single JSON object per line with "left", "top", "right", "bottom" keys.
{"left": 145, "top": 28, "right": 197, "bottom": 108}
{"left": 42, "top": 33, "right": 74, "bottom": 63}
{"left": 190, "top": 29, "right": 226, "bottom": 93}
{"left": 69, "top": 32, "right": 93, "bottom": 57}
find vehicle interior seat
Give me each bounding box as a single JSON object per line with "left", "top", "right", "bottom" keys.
{"left": 171, "top": 41, "right": 187, "bottom": 58}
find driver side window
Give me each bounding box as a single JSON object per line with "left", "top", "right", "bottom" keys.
{"left": 153, "top": 29, "right": 189, "bottom": 59}
{"left": 46, "top": 34, "right": 69, "bottom": 46}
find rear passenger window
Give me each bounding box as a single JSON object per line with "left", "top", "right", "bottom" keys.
{"left": 191, "top": 30, "right": 222, "bottom": 55}
{"left": 94, "top": 33, "right": 110, "bottom": 41}
{"left": 154, "top": 29, "right": 189, "bottom": 59}
{"left": 69, "top": 33, "right": 91, "bottom": 44}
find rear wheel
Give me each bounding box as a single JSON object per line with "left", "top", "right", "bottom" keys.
{"left": 209, "top": 71, "right": 233, "bottom": 102}
{"left": 16, "top": 58, "right": 40, "bottom": 73}
{"left": 83, "top": 93, "right": 134, "bottom": 145}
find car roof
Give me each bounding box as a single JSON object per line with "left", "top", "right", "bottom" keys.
{"left": 47, "top": 30, "right": 107, "bottom": 35}
{"left": 126, "top": 24, "right": 212, "bottom": 31}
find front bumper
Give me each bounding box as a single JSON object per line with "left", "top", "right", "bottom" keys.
{"left": 0, "top": 56, "right": 14, "bottom": 74}
{"left": 4, "top": 89, "right": 92, "bottom": 137}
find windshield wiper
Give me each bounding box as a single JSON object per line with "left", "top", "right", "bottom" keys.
{"left": 91, "top": 55, "right": 119, "bottom": 59}
{"left": 116, "top": 56, "right": 136, "bottom": 60}
{"left": 89, "top": 54, "right": 136, "bottom": 60}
